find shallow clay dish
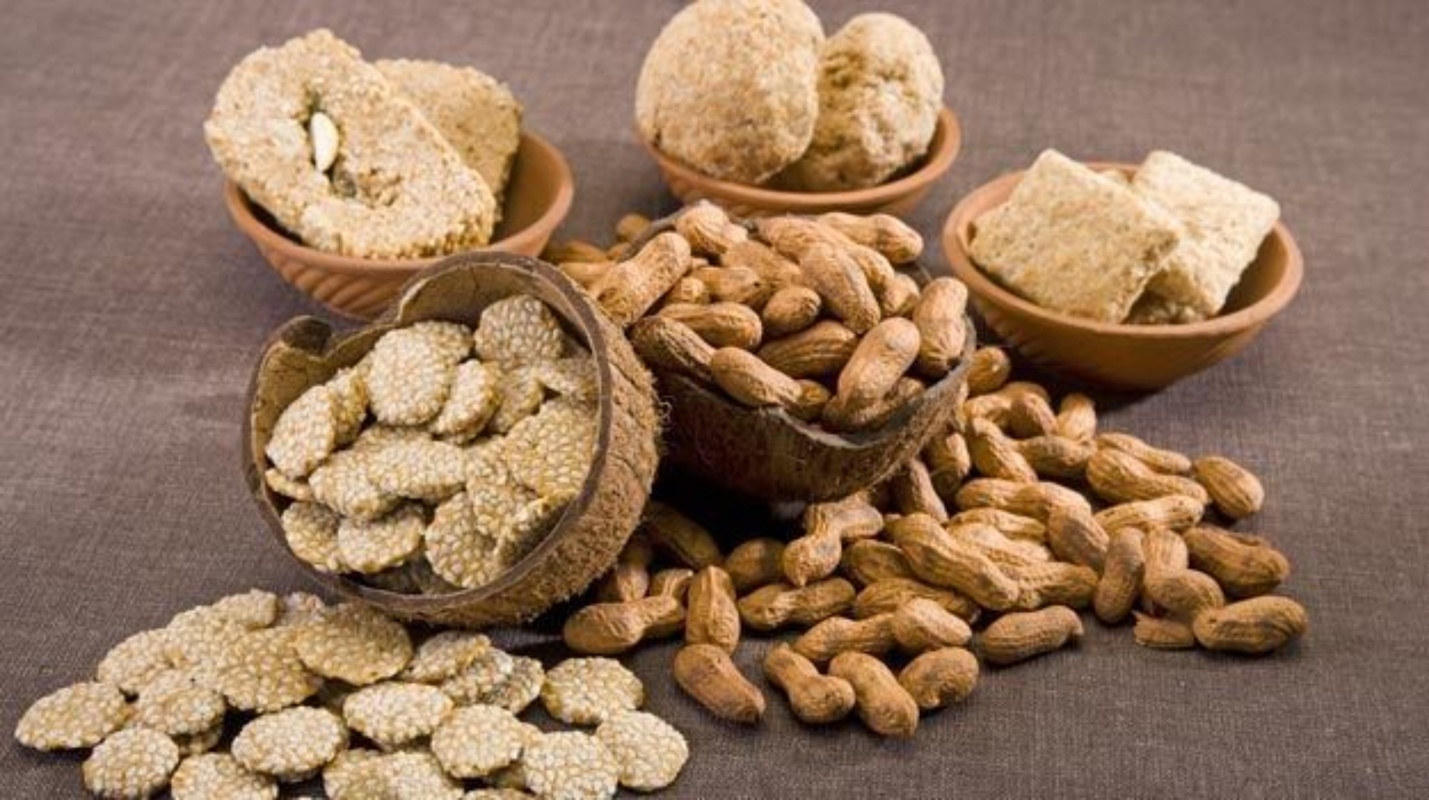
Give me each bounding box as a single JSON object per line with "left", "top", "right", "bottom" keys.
{"left": 943, "top": 163, "right": 1303, "bottom": 391}
{"left": 243, "top": 253, "right": 659, "bottom": 627}
{"left": 225, "top": 131, "right": 575, "bottom": 321}
{"left": 641, "top": 107, "right": 961, "bottom": 218}
{"left": 622, "top": 212, "right": 975, "bottom": 503}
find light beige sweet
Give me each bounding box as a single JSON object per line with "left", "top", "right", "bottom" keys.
{"left": 376, "top": 58, "right": 523, "bottom": 206}
{"left": 204, "top": 29, "right": 498, "bottom": 258}
{"left": 635, "top": 0, "right": 824, "bottom": 184}
{"left": 774, "top": 13, "right": 943, "bottom": 191}
{"left": 1132, "top": 150, "right": 1281, "bottom": 317}
{"left": 969, "top": 150, "right": 1181, "bottom": 322}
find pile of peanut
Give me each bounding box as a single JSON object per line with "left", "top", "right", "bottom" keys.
{"left": 546, "top": 203, "right": 968, "bottom": 433}
{"left": 560, "top": 348, "right": 1308, "bottom": 737}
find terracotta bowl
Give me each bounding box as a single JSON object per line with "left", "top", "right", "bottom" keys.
{"left": 243, "top": 253, "right": 660, "bottom": 628}
{"left": 943, "top": 163, "right": 1303, "bottom": 391}
{"left": 640, "top": 107, "right": 962, "bottom": 218}
{"left": 621, "top": 210, "right": 975, "bottom": 503}
{"left": 225, "top": 130, "right": 575, "bottom": 321}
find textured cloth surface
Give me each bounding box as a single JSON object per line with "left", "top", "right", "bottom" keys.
{"left": 2, "top": 1, "right": 1428, "bottom": 797}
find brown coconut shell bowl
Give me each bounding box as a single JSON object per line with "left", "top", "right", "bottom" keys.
{"left": 225, "top": 130, "right": 575, "bottom": 321}
{"left": 621, "top": 212, "right": 976, "bottom": 503}
{"left": 943, "top": 163, "right": 1304, "bottom": 391}
{"left": 641, "top": 107, "right": 962, "bottom": 218}
{"left": 243, "top": 253, "right": 660, "bottom": 628}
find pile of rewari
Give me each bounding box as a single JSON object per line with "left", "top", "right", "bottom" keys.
{"left": 15, "top": 1, "right": 1311, "bottom": 798}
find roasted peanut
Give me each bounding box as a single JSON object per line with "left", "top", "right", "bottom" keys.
{"left": 888, "top": 513, "right": 1022, "bottom": 611}
{"left": 783, "top": 495, "right": 882, "bottom": 587}
{"left": 833, "top": 317, "right": 921, "bottom": 409}
{"left": 1007, "top": 393, "right": 1058, "bottom": 439}
{"left": 760, "top": 285, "right": 822, "bottom": 337}
{"left": 964, "top": 382, "right": 1049, "bottom": 427}
{"left": 675, "top": 201, "right": 748, "bottom": 256}
{"left": 924, "top": 431, "right": 972, "bottom": 497}
{"left": 629, "top": 316, "right": 715, "bottom": 384}
{"left": 1046, "top": 504, "right": 1110, "bottom": 571}
{"left": 1016, "top": 435, "right": 1096, "bottom": 480}
{"left": 591, "top": 232, "right": 692, "bottom": 327}
{"left": 955, "top": 478, "right": 1091, "bottom": 523}
{"left": 737, "top": 579, "right": 856, "bottom": 631}
{"left": 658, "top": 275, "right": 710, "bottom": 309}
{"left": 948, "top": 509, "right": 1047, "bottom": 543}
{"left": 1096, "top": 495, "right": 1205, "bottom": 533}
{"left": 889, "top": 458, "right": 949, "bottom": 522}
{"left": 691, "top": 266, "right": 771, "bottom": 309}
{"left": 1191, "top": 596, "right": 1308, "bottom": 655}
{"left": 911, "top": 278, "right": 969, "bottom": 379}
{"left": 891, "top": 598, "right": 973, "bottom": 653}
{"left": 789, "top": 380, "right": 832, "bottom": 422}
{"left": 827, "top": 652, "right": 919, "bottom": 738}
{"left": 756, "top": 320, "right": 858, "bottom": 379}
{"left": 1183, "top": 526, "right": 1289, "bottom": 598}
{"left": 544, "top": 238, "right": 610, "bottom": 264}
{"left": 980, "top": 606, "right": 1083, "bottom": 666}
{"left": 1006, "top": 562, "right": 1098, "bottom": 610}
{"left": 839, "top": 540, "right": 915, "bottom": 587}
{"left": 673, "top": 643, "right": 765, "bottom": 723}
{"left": 594, "top": 533, "right": 653, "bottom": 603}
{"left": 1087, "top": 448, "right": 1209, "bottom": 505}
{"left": 965, "top": 347, "right": 1012, "bottom": 396}
{"left": 969, "top": 417, "right": 1038, "bottom": 483}
{"left": 898, "top": 647, "right": 978, "bottom": 711}
{"left": 709, "top": 348, "right": 802, "bottom": 409}
{"left": 853, "top": 577, "right": 980, "bottom": 623}
{"left": 878, "top": 273, "right": 922, "bottom": 319}
{"left": 1054, "top": 392, "right": 1097, "bottom": 441}
{"left": 643, "top": 502, "right": 722, "bottom": 569}
{"left": 816, "top": 212, "right": 923, "bottom": 263}
{"left": 1095, "top": 432, "right": 1192, "bottom": 474}
{"left": 562, "top": 595, "right": 685, "bottom": 655}
{"left": 686, "top": 566, "right": 740, "bottom": 653}
{"left": 658, "top": 301, "right": 762, "bottom": 350}
{"left": 762, "top": 643, "right": 856, "bottom": 724}
{"left": 1093, "top": 528, "right": 1146, "bottom": 624}
{"left": 560, "top": 260, "right": 613, "bottom": 288}
{"left": 724, "top": 538, "right": 787, "bottom": 593}
{"left": 1192, "top": 456, "right": 1265, "bottom": 519}
{"left": 1145, "top": 569, "right": 1225, "bottom": 620}
{"left": 721, "top": 239, "right": 807, "bottom": 289}
{"left": 1132, "top": 612, "right": 1196, "bottom": 649}
{"left": 947, "top": 523, "right": 1051, "bottom": 569}
{"left": 794, "top": 243, "right": 881, "bottom": 333}
{"left": 793, "top": 614, "right": 898, "bottom": 663}
{"left": 648, "top": 567, "right": 695, "bottom": 602}
{"left": 822, "top": 376, "right": 925, "bottom": 433}
{"left": 614, "top": 212, "right": 651, "bottom": 243}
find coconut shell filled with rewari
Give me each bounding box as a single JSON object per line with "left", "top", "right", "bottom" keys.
{"left": 244, "top": 253, "right": 660, "bottom": 627}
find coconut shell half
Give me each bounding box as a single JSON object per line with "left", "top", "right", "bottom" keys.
{"left": 243, "top": 252, "right": 661, "bottom": 627}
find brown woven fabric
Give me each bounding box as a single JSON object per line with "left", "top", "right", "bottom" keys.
{"left": 3, "top": 1, "right": 1427, "bottom": 796}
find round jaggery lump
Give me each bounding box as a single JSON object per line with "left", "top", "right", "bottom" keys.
{"left": 636, "top": 0, "right": 825, "bottom": 184}
{"left": 774, "top": 13, "right": 945, "bottom": 191}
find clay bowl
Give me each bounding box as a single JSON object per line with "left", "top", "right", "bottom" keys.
{"left": 621, "top": 211, "right": 975, "bottom": 503}
{"left": 225, "top": 130, "right": 575, "bottom": 321}
{"left": 243, "top": 253, "right": 660, "bottom": 628}
{"left": 640, "top": 107, "right": 961, "bottom": 218}
{"left": 943, "top": 163, "right": 1303, "bottom": 391}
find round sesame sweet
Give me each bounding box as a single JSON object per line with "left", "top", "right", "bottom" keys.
{"left": 424, "top": 491, "right": 503, "bottom": 590}
{"left": 266, "top": 384, "right": 338, "bottom": 479}
{"left": 82, "top": 727, "right": 179, "bottom": 799}
{"left": 430, "top": 360, "right": 502, "bottom": 440}
{"left": 97, "top": 629, "right": 173, "bottom": 696}
{"left": 402, "top": 631, "right": 492, "bottom": 683}
{"left": 308, "top": 449, "right": 400, "bottom": 522}
{"left": 489, "top": 366, "right": 547, "bottom": 434}
{"left": 336, "top": 503, "right": 427, "bottom": 574}
{"left": 595, "top": 710, "right": 689, "bottom": 792}
{"left": 485, "top": 655, "right": 545, "bottom": 714}
{"left": 473, "top": 295, "right": 567, "bottom": 368}
{"left": 282, "top": 501, "right": 343, "bottom": 573}
{"left": 325, "top": 366, "right": 369, "bottom": 445}
{"left": 522, "top": 731, "right": 620, "bottom": 800}
{"left": 276, "top": 591, "right": 327, "bottom": 627}
{"left": 464, "top": 790, "right": 534, "bottom": 799}
{"left": 231, "top": 706, "right": 347, "bottom": 782}
{"left": 366, "top": 328, "right": 457, "bottom": 427}
{"left": 322, "top": 748, "right": 383, "bottom": 799}
{"left": 540, "top": 658, "right": 644, "bottom": 726}
{"left": 208, "top": 589, "right": 282, "bottom": 629}
{"left": 503, "top": 399, "right": 597, "bottom": 503}
{"left": 330, "top": 750, "right": 463, "bottom": 800}
{"left": 170, "top": 753, "right": 277, "bottom": 800}
{"left": 530, "top": 356, "right": 598, "bottom": 405}
{"left": 172, "top": 724, "right": 223, "bottom": 757}
{"left": 440, "top": 649, "right": 515, "bottom": 705}
{"left": 411, "top": 320, "right": 475, "bottom": 364}
{"left": 342, "top": 681, "right": 453, "bottom": 749}
{"left": 214, "top": 627, "right": 322, "bottom": 713}
{"left": 367, "top": 440, "right": 468, "bottom": 502}
{"left": 264, "top": 467, "right": 315, "bottom": 502}
{"left": 15, "top": 681, "right": 130, "bottom": 751}
{"left": 132, "top": 670, "right": 226, "bottom": 736}
{"left": 296, "top": 603, "right": 413, "bottom": 686}
{"left": 430, "top": 704, "right": 527, "bottom": 778}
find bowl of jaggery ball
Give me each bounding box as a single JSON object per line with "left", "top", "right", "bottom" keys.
{"left": 634, "top": 3, "right": 960, "bottom": 217}
{"left": 210, "top": 30, "right": 574, "bottom": 320}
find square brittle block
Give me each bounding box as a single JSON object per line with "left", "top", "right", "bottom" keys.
{"left": 969, "top": 150, "right": 1181, "bottom": 323}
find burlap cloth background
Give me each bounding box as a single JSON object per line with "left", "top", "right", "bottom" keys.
{"left": 3, "top": 1, "right": 1427, "bottom": 796}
